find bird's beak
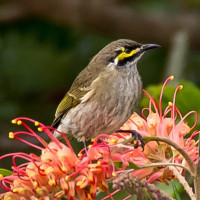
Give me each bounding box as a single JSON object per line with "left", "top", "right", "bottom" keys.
{"left": 140, "top": 44, "right": 161, "bottom": 52}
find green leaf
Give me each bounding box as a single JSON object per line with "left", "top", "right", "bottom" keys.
{"left": 0, "top": 168, "right": 12, "bottom": 176}
{"left": 171, "top": 180, "right": 181, "bottom": 200}
{"left": 114, "top": 161, "right": 139, "bottom": 170}
{"left": 176, "top": 81, "right": 200, "bottom": 113}
{"left": 127, "top": 162, "right": 140, "bottom": 170}
{"left": 114, "top": 161, "right": 123, "bottom": 168}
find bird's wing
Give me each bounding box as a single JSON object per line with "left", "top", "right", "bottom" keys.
{"left": 51, "top": 87, "right": 90, "bottom": 128}
{"left": 51, "top": 61, "right": 105, "bottom": 128}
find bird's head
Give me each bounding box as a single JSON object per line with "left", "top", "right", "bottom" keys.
{"left": 91, "top": 39, "right": 160, "bottom": 69}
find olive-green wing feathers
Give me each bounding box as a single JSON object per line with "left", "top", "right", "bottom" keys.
{"left": 51, "top": 88, "right": 90, "bottom": 128}
{"left": 51, "top": 60, "right": 105, "bottom": 128}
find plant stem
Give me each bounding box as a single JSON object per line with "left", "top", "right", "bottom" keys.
{"left": 194, "top": 132, "right": 200, "bottom": 200}
{"left": 169, "top": 166, "right": 196, "bottom": 200}
{"left": 122, "top": 136, "right": 196, "bottom": 175}
{"left": 122, "top": 135, "right": 199, "bottom": 199}
{"left": 143, "top": 136, "right": 196, "bottom": 176}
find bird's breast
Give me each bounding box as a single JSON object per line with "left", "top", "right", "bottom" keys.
{"left": 58, "top": 68, "right": 142, "bottom": 141}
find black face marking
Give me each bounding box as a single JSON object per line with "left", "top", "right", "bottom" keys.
{"left": 108, "top": 56, "right": 115, "bottom": 64}
{"left": 124, "top": 44, "right": 140, "bottom": 51}
{"left": 117, "top": 54, "right": 138, "bottom": 66}
{"left": 107, "top": 44, "right": 142, "bottom": 66}
{"left": 107, "top": 49, "right": 123, "bottom": 64}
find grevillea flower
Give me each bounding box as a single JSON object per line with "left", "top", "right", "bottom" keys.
{"left": 0, "top": 118, "right": 134, "bottom": 200}
{"left": 112, "top": 76, "right": 199, "bottom": 183}
{"left": 0, "top": 76, "right": 199, "bottom": 200}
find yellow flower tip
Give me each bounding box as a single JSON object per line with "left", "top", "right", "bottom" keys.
{"left": 61, "top": 166, "right": 67, "bottom": 173}
{"left": 78, "top": 152, "right": 82, "bottom": 157}
{"left": 35, "top": 187, "right": 44, "bottom": 196}
{"left": 39, "top": 165, "right": 45, "bottom": 170}
{"left": 149, "top": 123, "right": 155, "bottom": 129}
{"left": 17, "top": 120, "right": 22, "bottom": 125}
{"left": 88, "top": 145, "right": 92, "bottom": 149}
{"left": 11, "top": 119, "right": 17, "bottom": 124}
{"left": 4, "top": 195, "right": 12, "bottom": 200}
{"left": 76, "top": 181, "right": 81, "bottom": 187}
{"left": 112, "top": 172, "right": 117, "bottom": 177}
{"left": 65, "top": 175, "right": 70, "bottom": 181}
{"left": 49, "top": 178, "right": 56, "bottom": 187}
{"left": 35, "top": 121, "right": 40, "bottom": 126}
{"left": 91, "top": 138, "right": 95, "bottom": 143}
{"left": 56, "top": 193, "right": 64, "bottom": 199}
{"left": 168, "top": 101, "right": 173, "bottom": 106}
{"left": 33, "top": 180, "right": 38, "bottom": 187}
{"left": 110, "top": 138, "right": 117, "bottom": 144}
{"left": 12, "top": 187, "right": 25, "bottom": 194}
{"left": 97, "top": 161, "right": 101, "bottom": 167}
{"left": 179, "top": 85, "right": 183, "bottom": 90}
{"left": 138, "top": 123, "right": 143, "bottom": 128}
{"left": 170, "top": 75, "right": 174, "bottom": 80}
{"left": 0, "top": 174, "right": 3, "bottom": 179}
{"left": 76, "top": 178, "right": 87, "bottom": 188}
{"left": 38, "top": 127, "right": 43, "bottom": 132}
{"left": 88, "top": 175, "right": 94, "bottom": 183}
{"left": 167, "top": 122, "right": 172, "bottom": 128}
{"left": 9, "top": 132, "right": 14, "bottom": 139}
{"left": 87, "top": 193, "right": 93, "bottom": 200}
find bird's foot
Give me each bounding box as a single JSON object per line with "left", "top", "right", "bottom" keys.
{"left": 117, "top": 130, "right": 145, "bottom": 150}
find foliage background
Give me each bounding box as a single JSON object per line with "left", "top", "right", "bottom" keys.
{"left": 0, "top": 0, "right": 200, "bottom": 198}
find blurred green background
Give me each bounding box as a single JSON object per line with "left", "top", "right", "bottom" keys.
{"left": 0, "top": 0, "right": 200, "bottom": 198}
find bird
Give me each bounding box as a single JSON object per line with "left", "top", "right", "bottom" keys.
{"left": 52, "top": 39, "right": 160, "bottom": 145}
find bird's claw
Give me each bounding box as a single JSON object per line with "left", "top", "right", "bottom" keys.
{"left": 118, "top": 130, "right": 145, "bottom": 150}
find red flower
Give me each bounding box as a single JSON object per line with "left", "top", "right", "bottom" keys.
{"left": 0, "top": 76, "right": 199, "bottom": 200}
{"left": 110, "top": 76, "right": 199, "bottom": 183}
{"left": 0, "top": 118, "right": 120, "bottom": 200}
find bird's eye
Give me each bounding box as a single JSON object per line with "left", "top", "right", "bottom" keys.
{"left": 124, "top": 48, "right": 132, "bottom": 53}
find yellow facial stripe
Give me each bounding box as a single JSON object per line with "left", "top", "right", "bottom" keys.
{"left": 116, "top": 47, "right": 139, "bottom": 61}
{"left": 121, "top": 47, "right": 125, "bottom": 52}
{"left": 116, "top": 49, "right": 136, "bottom": 61}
